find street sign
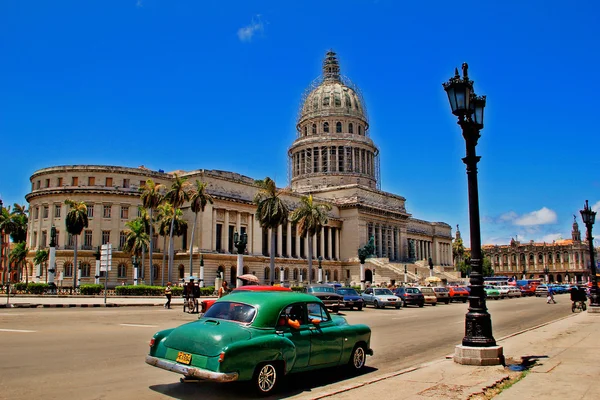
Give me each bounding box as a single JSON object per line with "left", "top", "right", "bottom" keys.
{"left": 100, "top": 243, "right": 112, "bottom": 272}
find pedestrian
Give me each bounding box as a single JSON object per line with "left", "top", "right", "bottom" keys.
{"left": 218, "top": 281, "right": 228, "bottom": 298}
{"left": 164, "top": 282, "right": 172, "bottom": 309}
{"left": 547, "top": 287, "right": 556, "bottom": 304}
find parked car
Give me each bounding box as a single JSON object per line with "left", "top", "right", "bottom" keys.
{"left": 146, "top": 291, "right": 373, "bottom": 395}
{"left": 495, "top": 286, "right": 510, "bottom": 299}
{"left": 484, "top": 286, "right": 501, "bottom": 300}
{"left": 335, "top": 287, "right": 364, "bottom": 310}
{"left": 304, "top": 284, "right": 343, "bottom": 313}
{"left": 519, "top": 285, "right": 536, "bottom": 297}
{"left": 507, "top": 286, "right": 522, "bottom": 298}
{"left": 393, "top": 286, "right": 425, "bottom": 307}
{"left": 361, "top": 287, "right": 401, "bottom": 309}
{"left": 535, "top": 285, "right": 549, "bottom": 297}
{"left": 448, "top": 286, "right": 469, "bottom": 303}
{"left": 417, "top": 287, "right": 438, "bottom": 306}
{"left": 432, "top": 287, "right": 450, "bottom": 304}
{"left": 199, "top": 285, "right": 292, "bottom": 314}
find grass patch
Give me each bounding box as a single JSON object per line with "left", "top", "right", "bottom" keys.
{"left": 469, "top": 369, "right": 530, "bottom": 399}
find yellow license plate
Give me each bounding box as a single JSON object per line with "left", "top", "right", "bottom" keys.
{"left": 176, "top": 352, "right": 192, "bottom": 365}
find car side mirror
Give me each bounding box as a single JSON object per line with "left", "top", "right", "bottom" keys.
{"left": 311, "top": 319, "right": 321, "bottom": 325}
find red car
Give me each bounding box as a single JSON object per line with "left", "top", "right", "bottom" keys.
{"left": 448, "top": 286, "right": 469, "bottom": 303}
{"left": 199, "top": 285, "right": 292, "bottom": 313}
{"left": 518, "top": 284, "right": 536, "bottom": 297}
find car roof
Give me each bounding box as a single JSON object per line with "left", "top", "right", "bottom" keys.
{"left": 233, "top": 285, "right": 292, "bottom": 292}
{"left": 214, "top": 291, "right": 321, "bottom": 328}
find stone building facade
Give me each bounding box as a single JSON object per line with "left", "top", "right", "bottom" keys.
{"left": 23, "top": 51, "right": 453, "bottom": 288}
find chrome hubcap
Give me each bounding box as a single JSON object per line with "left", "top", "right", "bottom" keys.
{"left": 258, "top": 364, "right": 276, "bottom": 392}
{"left": 353, "top": 347, "right": 365, "bottom": 369}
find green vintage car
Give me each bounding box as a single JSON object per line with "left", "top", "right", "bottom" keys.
{"left": 146, "top": 291, "right": 373, "bottom": 395}
{"left": 484, "top": 286, "right": 501, "bottom": 300}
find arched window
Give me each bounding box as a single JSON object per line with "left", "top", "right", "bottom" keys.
{"left": 302, "top": 268, "right": 308, "bottom": 281}
{"left": 312, "top": 124, "right": 316, "bottom": 134}
{"left": 348, "top": 123, "right": 353, "bottom": 134}
{"left": 80, "top": 262, "right": 91, "bottom": 277}
{"left": 230, "top": 266, "right": 236, "bottom": 283}
{"left": 323, "top": 122, "right": 329, "bottom": 133}
{"left": 336, "top": 122, "right": 342, "bottom": 133}
{"left": 323, "top": 95, "right": 330, "bottom": 107}
{"left": 313, "top": 98, "right": 318, "bottom": 110}
{"left": 284, "top": 268, "right": 289, "bottom": 280}
{"left": 264, "top": 267, "right": 270, "bottom": 281}
{"left": 345, "top": 94, "right": 351, "bottom": 107}
{"left": 152, "top": 264, "right": 159, "bottom": 280}
{"left": 334, "top": 270, "right": 338, "bottom": 281}
{"left": 118, "top": 263, "right": 127, "bottom": 278}
{"left": 304, "top": 126, "right": 307, "bottom": 136}
{"left": 358, "top": 125, "right": 363, "bottom": 135}
{"left": 178, "top": 264, "right": 185, "bottom": 279}
{"left": 334, "top": 94, "right": 341, "bottom": 107}
{"left": 217, "top": 266, "right": 225, "bottom": 279}
{"left": 293, "top": 268, "right": 299, "bottom": 280}
{"left": 538, "top": 254, "right": 543, "bottom": 263}
{"left": 311, "top": 269, "right": 316, "bottom": 281}
{"left": 63, "top": 262, "right": 73, "bottom": 277}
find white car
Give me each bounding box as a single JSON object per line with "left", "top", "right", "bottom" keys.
{"left": 507, "top": 286, "right": 522, "bottom": 298}
{"left": 497, "top": 286, "right": 511, "bottom": 299}
{"left": 361, "top": 287, "right": 401, "bottom": 309}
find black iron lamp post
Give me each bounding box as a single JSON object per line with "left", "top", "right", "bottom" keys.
{"left": 522, "top": 267, "right": 527, "bottom": 280}
{"left": 543, "top": 267, "right": 550, "bottom": 284}
{"left": 132, "top": 255, "right": 139, "bottom": 285}
{"left": 443, "top": 63, "right": 496, "bottom": 348}
{"left": 318, "top": 256, "right": 323, "bottom": 283}
{"left": 580, "top": 200, "right": 598, "bottom": 307}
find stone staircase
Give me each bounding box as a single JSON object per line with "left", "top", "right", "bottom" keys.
{"left": 367, "top": 258, "right": 461, "bottom": 285}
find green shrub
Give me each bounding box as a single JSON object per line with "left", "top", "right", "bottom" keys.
{"left": 14, "top": 282, "right": 27, "bottom": 291}
{"left": 291, "top": 286, "right": 305, "bottom": 292}
{"left": 80, "top": 284, "right": 103, "bottom": 295}
{"left": 113, "top": 285, "right": 214, "bottom": 296}
{"left": 27, "top": 282, "right": 49, "bottom": 294}
{"left": 171, "top": 286, "right": 183, "bottom": 296}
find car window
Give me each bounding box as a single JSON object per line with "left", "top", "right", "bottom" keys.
{"left": 337, "top": 288, "right": 359, "bottom": 296}
{"left": 203, "top": 302, "right": 257, "bottom": 324}
{"left": 374, "top": 288, "right": 393, "bottom": 296}
{"left": 307, "top": 303, "right": 330, "bottom": 323}
{"left": 364, "top": 288, "right": 372, "bottom": 294}
{"left": 277, "top": 303, "right": 307, "bottom": 327}
{"left": 308, "top": 286, "right": 335, "bottom": 293}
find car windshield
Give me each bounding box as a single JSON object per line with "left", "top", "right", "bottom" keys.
{"left": 373, "top": 288, "right": 394, "bottom": 296}
{"left": 406, "top": 288, "right": 421, "bottom": 294}
{"left": 308, "top": 286, "right": 335, "bottom": 293}
{"left": 434, "top": 288, "right": 448, "bottom": 292}
{"left": 203, "top": 301, "right": 257, "bottom": 324}
{"left": 337, "top": 288, "right": 359, "bottom": 296}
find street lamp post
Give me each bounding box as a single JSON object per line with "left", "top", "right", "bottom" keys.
{"left": 234, "top": 231, "right": 248, "bottom": 288}
{"left": 543, "top": 267, "right": 550, "bottom": 284}
{"left": 404, "top": 264, "right": 408, "bottom": 284}
{"left": 428, "top": 257, "right": 434, "bottom": 277}
{"left": 522, "top": 267, "right": 527, "bottom": 281}
{"left": 580, "top": 200, "right": 598, "bottom": 308}
{"left": 318, "top": 256, "right": 323, "bottom": 284}
{"left": 444, "top": 63, "right": 502, "bottom": 365}
{"left": 132, "top": 255, "right": 139, "bottom": 286}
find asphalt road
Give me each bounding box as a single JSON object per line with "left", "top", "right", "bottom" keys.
{"left": 0, "top": 294, "right": 572, "bottom": 400}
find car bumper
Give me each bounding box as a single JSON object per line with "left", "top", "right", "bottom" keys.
{"left": 342, "top": 300, "right": 363, "bottom": 307}
{"left": 145, "top": 355, "right": 239, "bottom": 382}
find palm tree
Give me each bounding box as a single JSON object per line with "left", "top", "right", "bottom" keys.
{"left": 253, "top": 177, "right": 289, "bottom": 284}
{"left": 0, "top": 205, "right": 16, "bottom": 284}
{"left": 65, "top": 199, "right": 88, "bottom": 290}
{"left": 164, "top": 174, "right": 191, "bottom": 283}
{"left": 123, "top": 219, "right": 150, "bottom": 283}
{"left": 156, "top": 202, "right": 172, "bottom": 286}
{"left": 188, "top": 179, "right": 214, "bottom": 276}
{"left": 9, "top": 242, "right": 29, "bottom": 284}
{"left": 136, "top": 206, "right": 151, "bottom": 282}
{"left": 10, "top": 204, "right": 28, "bottom": 244}
{"left": 289, "top": 194, "right": 331, "bottom": 284}
{"left": 33, "top": 249, "right": 49, "bottom": 283}
{"left": 140, "top": 179, "right": 163, "bottom": 286}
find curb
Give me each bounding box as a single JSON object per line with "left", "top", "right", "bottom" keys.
{"left": 0, "top": 303, "right": 166, "bottom": 308}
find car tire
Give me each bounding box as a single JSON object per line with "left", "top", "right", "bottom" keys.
{"left": 418, "top": 303, "right": 424, "bottom": 308}
{"left": 402, "top": 300, "right": 407, "bottom": 308}
{"left": 462, "top": 299, "right": 467, "bottom": 303}
{"left": 374, "top": 300, "right": 380, "bottom": 309}
{"left": 357, "top": 304, "right": 363, "bottom": 311}
{"left": 348, "top": 344, "right": 367, "bottom": 372}
{"left": 395, "top": 305, "right": 401, "bottom": 309}
{"left": 332, "top": 307, "right": 339, "bottom": 314}
{"left": 253, "top": 362, "right": 279, "bottom": 396}
{"left": 445, "top": 300, "right": 450, "bottom": 304}
{"left": 432, "top": 302, "right": 437, "bottom": 306}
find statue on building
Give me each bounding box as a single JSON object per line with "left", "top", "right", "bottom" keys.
{"left": 358, "top": 236, "right": 375, "bottom": 263}
{"left": 408, "top": 239, "right": 416, "bottom": 260}
{"left": 50, "top": 225, "right": 56, "bottom": 248}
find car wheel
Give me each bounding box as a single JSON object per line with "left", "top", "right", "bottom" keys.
{"left": 253, "top": 362, "right": 279, "bottom": 396}
{"left": 332, "top": 307, "right": 339, "bottom": 314}
{"left": 445, "top": 300, "right": 450, "bottom": 304}
{"left": 418, "top": 303, "right": 424, "bottom": 308}
{"left": 432, "top": 302, "right": 437, "bottom": 306}
{"left": 402, "top": 300, "right": 407, "bottom": 308}
{"left": 395, "top": 305, "right": 401, "bottom": 309}
{"left": 357, "top": 304, "right": 363, "bottom": 311}
{"left": 462, "top": 299, "right": 467, "bottom": 303}
{"left": 348, "top": 344, "right": 367, "bottom": 371}
{"left": 374, "top": 300, "right": 380, "bottom": 309}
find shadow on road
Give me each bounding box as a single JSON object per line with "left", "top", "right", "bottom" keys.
{"left": 149, "top": 365, "right": 378, "bottom": 399}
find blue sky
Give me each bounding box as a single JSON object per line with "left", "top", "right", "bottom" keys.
{"left": 1, "top": 0, "right": 599, "bottom": 247}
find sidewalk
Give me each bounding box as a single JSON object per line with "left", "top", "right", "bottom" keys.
{"left": 290, "top": 312, "right": 600, "bottom": 400}
{"left": 0, "top": 295, "right": 216, "bottom": 308}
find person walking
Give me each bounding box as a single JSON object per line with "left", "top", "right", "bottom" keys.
{"left": 218, "top": 281, "right": 228, "bottom": 298}
{"left": 164, "top": 282, "right": 172, "bottom": 309}
{"left": 547, "top": 286, "right": 556, "bottom": 304}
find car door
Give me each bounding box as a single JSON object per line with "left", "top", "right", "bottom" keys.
{"left": 362, "top": 288, "right": 373, "bottom": 305}
{"left": 277, "top": 303, "right": 312, "bottom": 370}
{"left": 306, "top": 302, "right": 343, "bottom": 367}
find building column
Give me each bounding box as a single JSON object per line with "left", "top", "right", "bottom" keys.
{"left": 286, "top": 223, "right": 292, "bottom": 258}
{"left": 336, "top": 228, "right": 341, "bottom": 260}
{"left": 236, "top": 211, "right": 241, "bottom": 234}
{"left": 327, "top": 227, "right": 333, "bottom": 259}
{"left": 304, "top": 235, "right": 308, "bottom": 259}
{"left": 249, "top": 214, "right": 254, "bottom": 254}
{"left": 319, "top": 227, "right": 325, "bottom": 259}
{"left": 313, "top": 233, "right": 318, "bottom": 257}
{"left": 295, "top": 229, "right": 301, "bottom": 258}
{"left": 223, "top": 210, "right": 230, "bottom": 253}
{"left": 212, "top": 208, "right": 217, "bottom": 251}
{"left": 268, "top": 228, "right": 273, "bottom": 255}
{"left": 277, "top": 224, "right": 283, "bottom": 257}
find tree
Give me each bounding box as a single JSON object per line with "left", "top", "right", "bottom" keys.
{"left": 140, "top": 179, "right": 164, "bottom": 286}
{"left": 156, "top": 202, "right": 172, "bottom": 286}
{"left": 65, "top": 199, "right": 88, "bottom": 290}
{"left": 289, "top": 194, "right": 331, "bottom": 284}
{"left": 33, "top": 249, "right": 49, "bottom": 283}
{"left": 164, "top": 174, "right": 191, "bottom": 283}
{"left": 188, "top": 179, "right": 214, "bottom": 276}
{"left": 452, "top": 237, "right": 465, "bottom": 269}
{"left": 9, "top": 242, "right": 29, "bottom": 284}
{"left": 0, "top": 205, "right": 16, "bottom": 284}
{"left": 123, "top": 218, "right": 150, "bottom": 260}
{"left": 253, "top": 177, "right": 289, "bottom": 284}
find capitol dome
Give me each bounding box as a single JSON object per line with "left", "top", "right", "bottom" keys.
{"left": 289, "top": 51, "right": 379, "bottom": 193}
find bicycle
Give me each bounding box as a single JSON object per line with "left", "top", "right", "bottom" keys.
{"left": 571, "top": 300, "right": 587, "bottom": 313}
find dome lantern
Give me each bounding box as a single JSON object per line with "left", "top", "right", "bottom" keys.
{"left": 323, "top": 50, "right": 341, "bottom": 82}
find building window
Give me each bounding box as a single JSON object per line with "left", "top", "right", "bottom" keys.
{"left": 304, "top": 126, "right": 307, "bottom": 136}
{"left": 45, "top": 179, "right": 50, "bottom": 188}
{"left": 323, "top": 122, "right": 329, "bottom": 133}
{"left": 72, "top": 177, "right": 78, "bottom": 186}
{"left": 36, "top": 180, "right": 41, "bottom": 189}
{"left": 349, "top": 123, "right": 354, "bottom": 134}
{"left": 140, "top": 180, "right": 146, "bottom": 188}
{"left": 119, "top": 231, "right": 127, "bottom": 249}
{"left": 264, "top": 267, "right": 270, "bottom": 281}
{"left": 43, "top": 205, "right": 49, "bottom": 218}
{"left": 64, "top": 262, "right": 73, "bottom": 277}
{"left": 81, "top": 262, "right": 91, "bottom": 277}
{"left": 57, "top": 177, "right": 63, "bottom": 186}
{"left": 121, "top": 206, "right": 129, "bottom": 219}
{"left": 84, "top": 230, "right": 93, "bottom": 248}
{"left": 179, "top": 265, "right": 185, "bottom": 279}
{"left": 88, "top": 177, "right": 95, "bottom": 186}
{"left": 336, "top": 122, "right": 342, "bottom": 133}
{"left": 153, "top": 264, "right": 159, "bottom": 280}
{"left": 67, "top": 233, "right": 74, "bottom": 247}
{"left": 216, "top": 224, "right": 223, "bottom": 252}
{"left": 323, "top": 95, "right": 330, "bottom": 106}
{"left": 103, "top": 205, "right": 111, "bottom": 218}
{"left": 106, "top": 177, "right": 113, "bottom": 186}
{"left": 334, "top": 93, "right": 341, "bottom": 107}
{"left": 137, "top": 206, "right": 143, "bottom": 218}
{"left": 123, "top": 179, "right": 130, "bottom": 188}
{"left": 41, "top": 231, "right": 47, "bottom": 248}
{"left": 55, "top": 230, "right": 59, "bottom": 247}
{"left": 86, "top": 204, "right": 94, "bottom": 218}
{"left": 312, "top": 124, "right": 316, "bottom": 134}
{"left": 118, "top": 263, "right": 127, "bottom": 278}
{"left": 358, "top": 125, "right": 363, "bottom": 135}
{"left": 313, "top": 97, "right": 318, "bottom": 110}
{"left": 33, "top": 232, "right": 38, "bottom": 247}
{"left": 34, "top": 206, "right": 39, "bottom": 219}
{"left": 345, "top": 94, "right": 351, "bottom": 107}
{"left": 54, "top": 204, "right": 61, "bottom": 218}
{"left": 102, "top": 230, "right": 111, "bottom": 245}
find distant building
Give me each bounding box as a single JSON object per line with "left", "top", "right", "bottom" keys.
{"left": 24, "top": 51, "right": 455, "bottom": 288}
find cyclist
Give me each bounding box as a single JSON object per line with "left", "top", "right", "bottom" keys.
{"left": 570, "top": 285, "right": 586, "bottom": 307}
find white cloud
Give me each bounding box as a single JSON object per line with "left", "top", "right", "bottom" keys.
{"left": 539, "top": 233, "right": 563, "bottom": 243}
{"left": 514, "top": 207, "right": 557, "bottom": 226}
{"left": 591, "top": 200, "right": 600, "bottom": 213}
{"left": 498, "top": 211, "right": 518, "bottom": 222}
{"left": 237, "top": 15, "right": 264, "bottom": 42}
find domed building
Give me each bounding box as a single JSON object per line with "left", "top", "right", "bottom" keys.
{"left": 21, "top": 51, "right": 456, "bottom": 289}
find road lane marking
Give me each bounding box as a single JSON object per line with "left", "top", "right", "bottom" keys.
{"left": 119, "top": 324, "right": 159, "bottom": 328}
{"left": 0, "top": 313, "right": 25, "bottom": 316}
{"left": 0, "top": 329, "right": 37, "bottom": 333}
